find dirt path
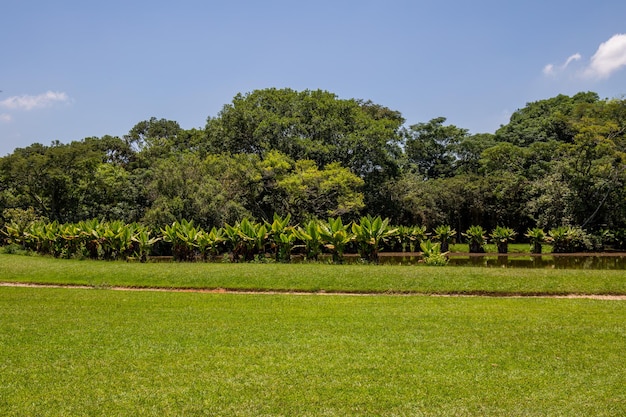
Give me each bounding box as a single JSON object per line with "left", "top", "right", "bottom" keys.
{"left": 1, "top": 281, "right": 625, "bottom": 300}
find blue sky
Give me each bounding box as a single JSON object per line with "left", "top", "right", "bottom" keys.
{"left": 2, "top": 0, "right": 626, "bottom": 156}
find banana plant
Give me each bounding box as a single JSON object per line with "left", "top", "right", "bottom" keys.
{"left": 433, "top": 225, "right": 456, "bottom": 252}
{"left": 419, "top": 240, "right": 449, "bottom": 266}
{"left": 392, "top": 225, "right": 411, "bottom": 252}
{"left": 295, "top": 219, "right": 324, "bottom": 260}
{"left": 525, "top": 227, "right": 548, "bottom": 254}
{"left": 3, "top": 220, "right": 30, "bottom": 249}
{"left": 162, "top": 219, "right": 199, "bottom": 261}
{"left": 490, "top": 226, "right": 516, "bottom": 254}
{"left": 196, "top": 227, "right": 225, "bottom": 261}
{"left": 236, "top": 218, "right": 268, "bottom": 262}
{"left": 462, "top": 225, "right": 487, "bottom": 253}
{"left": 77, "top": 219, "right": 105, "bottom": 260}
{"left": 319, "top": 217, "right": 353, "bottom": 264}
{"left": 39, "top": 221, "right": 63, "bottom": 257}
{"left": 265, "top": 213, "right": 295, "bottom": 262}
{"left": 351, "top": 215, "right": 397, "bottom": 263}
{"left": 223, "top": 221, "right": 243, "bottom": 262}
{"left": 275, "top": 229, "right": 297, "bottom": 262}
{"left": 132, "top": 225, "right": 161, "bottom": 262}
{"left": 22, "top": 221, "right": 48, "bottom": 254}
{"left": 59, "top": 222, "right": 83, "bottom": 258}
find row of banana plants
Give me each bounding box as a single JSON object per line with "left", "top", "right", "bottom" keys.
{"left": 2, "top": 219, "right": 159, "bottom": 261}
{"left": 3, "top": 216, "right": 618, "bottom": 262}
{"left": 2, "top": 215, "right": 430, "bottom": 263}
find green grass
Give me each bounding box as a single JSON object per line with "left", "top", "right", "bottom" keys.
{"left": 1, "top": 253, "right": 625, "bottom": 295}
{"left": 1, "top": 286, "right": 624, "bottom": 416}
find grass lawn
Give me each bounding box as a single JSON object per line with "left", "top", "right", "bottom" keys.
{"left": 1, "top": 286, "right": 624, "bottom": 416}
{"left": 1, "top": 253, "right": 626, "bottom": 296}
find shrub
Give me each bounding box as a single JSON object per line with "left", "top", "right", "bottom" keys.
{"left": 549, "top": 226, "right": 600, "bottom": 253}
{"left": 525, "top": 228, "right": 548, "bottom": 254}
{"left": 420, "top": 240, "right": 449, "bottom": 266}
{"left": 463, "top": 225, "right": 487, "bottom": 253}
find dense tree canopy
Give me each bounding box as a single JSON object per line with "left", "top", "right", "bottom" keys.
{"left": 1, "top": 88, "right": 625, "bottom": 243}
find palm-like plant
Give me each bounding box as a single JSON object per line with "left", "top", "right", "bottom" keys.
{"left": 58, "top": 222, "right": 82, "bottom": 258}
{"left": 393, "top": 225, "right": 412, "bottom": 252}
{"left": 78, "top": 219, "right": 105, "bottom": 259}
{"left": 420, "top": 240, "right": 449, "bottom": 266}
{"left": 132, "top": 225, "right": 161, "bottom": 262}
{"left": 548, "top": 226, "right": 570, "bottom": 253}
{"left": 490, "top": 226, "right": 517, "bottom": 254}
{"left": 351, "top": 215, "right": 397, "bottom": 263}
{"left": 295, "top": 220, "right": 324, "bottom": 261}
{"left": 433, "top": 225, "right": 456, "bottom": 252}
{"left": 408, "top": 225, "right": 428, "bottom": 252}
{"left": 196, "top": 227, "right": 225, "bottom": 261}
{"left": 462, "top": 225, "right": 487, "bottom": 253}
{"left": 319, "top": 217, "right": 353, "bottom": 264}
{"left": 265, "top": 213, "right": 295, "bottom": 262}
{"left": 161, "top": 219, "right": 199, "bottom": 261}
{"left": 224, "top": 218, "right": 267, "bottom": 262}
{"left": 525, "top": 227, "right": 547, "bottom": 254}
{"left": 22, "top": 221, "right": 49, "bottom": 254}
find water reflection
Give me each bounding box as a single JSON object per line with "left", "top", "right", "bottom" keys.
{"left": 151, "top": 253, "right": 626, "bottom": 269}
{"left": 292, "top": 253, "right": 626, "bottom": 269}
{"left": 444, "top": 255, "right": 626, "bottom": 269}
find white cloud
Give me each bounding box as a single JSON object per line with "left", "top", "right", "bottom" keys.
{"left": 564, "top": 53, "right": 582, "bottom": 67}
{"left": 543, "top": 53, "right": 581, "bottom": 76}
{"left": 543, "top": 64, "right": 555, "bottom": 75}
{"left": 584, "top": 33, "right": 626, "bottom": 79}
{"left": 0, "top": 113, "right": 12, "bottom": 122}
{"left": 0, "top": 91, "right": 70, "bottom": 111}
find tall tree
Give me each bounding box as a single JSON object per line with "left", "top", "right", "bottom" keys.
{"left": 204, "top": 88, "right": 404, "bottom": 192}
{"left": 404, "top": 117, "right": 469, "bottom": 179}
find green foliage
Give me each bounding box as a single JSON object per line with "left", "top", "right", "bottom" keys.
{"left": 318, "top": 217, "right": 353, "bottom": 264}
{"left": 404, "top": 117, "right": 469, "bottom": 178}
{"left": 161, "top": 219, "right": 199, "bottom": 261}
{"left": 265, "top": 213, "right": 295, "bottom": 262}
{"left": 490, "top": 226, "right": 517, "bottom": 254}
{"left": 433, "top": 225, "right": 456, "bottom": 252}
{"left": 294, "top": 219, "right": 324, "bottom": 261}
{"left": 419, "top": 240, "right": 449, "bottom": 266}
{"left": 131, "top": 226, "right": 160, "bottom": 263}
{"left": 392, "top": 225, "right": 427, "bottom": 252}
{"left": 195, "top": 227, "right": 225, "bottom": 261}
{"left": 204, "top": 88, "right": 404, "bottom": 180}
{"left": 351, "top": 215, "right": 397, "bottom": 263}
{"left": 525, "top": 228, "right": 548, "bottom": 254}
{"left": 1, "top": 90, "right": 626, "bottom": 239}
{"left": 495, "top": 92, "right": 599, "bottom": 146}
{"left": 549, "top": 226, "right": 600, "bottom": 253}
{"left": 276, "top": 159, "right": 365, "bottom": 221}
{"left": 463, "top": 225, "right": 487, "bottom": 253}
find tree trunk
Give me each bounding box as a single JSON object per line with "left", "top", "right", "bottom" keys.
{"left": 497, "top": 242, "right": 508, "bottom": 254}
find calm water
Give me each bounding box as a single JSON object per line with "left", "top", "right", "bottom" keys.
{"left": 150, "top": 253, "right": 626, "bottom": 269}
{"left": 374, "top": 253, "right": 626, "bottom": 269}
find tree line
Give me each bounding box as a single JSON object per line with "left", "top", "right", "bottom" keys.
{"left": 1, "top": 88, "right": 625, "bottom": 248}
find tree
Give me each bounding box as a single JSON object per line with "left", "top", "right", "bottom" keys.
{"left": 204, "top": 88, "right": 404, "bottom": 214}
{"left": 404, "top": 117, "right": 469, "bottom": 179}
{"left": 276, "top": 160, "right": 365, "bottom": 222}
{"left": 495, "top": 92, "right": 599, "bottom": 146}
{"left": 0, "top": 141, "right": 104, "bottom": 222}
{"left": 141, "top": 153, "right": 254, "bottom": 229}
{"left": 125, "top": 117, "right": 183, "bottom": 152}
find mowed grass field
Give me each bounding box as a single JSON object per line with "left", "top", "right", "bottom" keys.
{"left": 1, "top": 254, "right": 625, "bottom": 416}
{"left": 2, "top": 253, "right": 626, "bottom": 296}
